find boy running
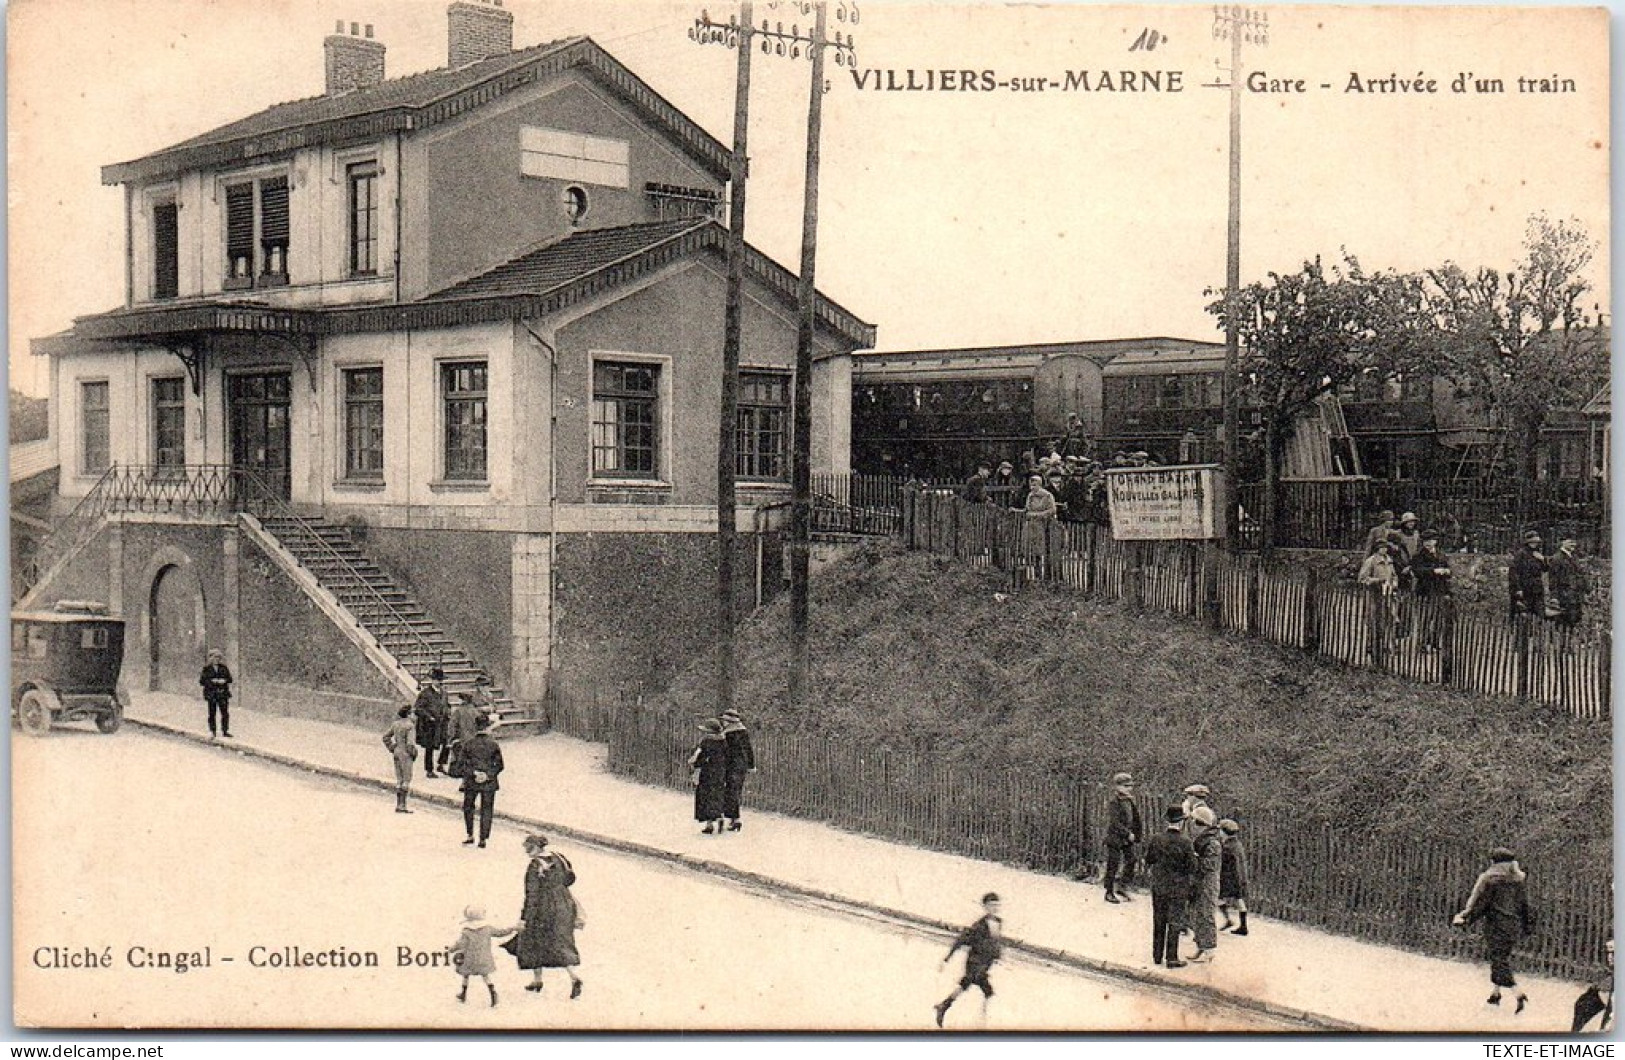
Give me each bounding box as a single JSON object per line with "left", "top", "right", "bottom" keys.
{"left": 934, "top": 892, "right": 1004, "bottom": 1028}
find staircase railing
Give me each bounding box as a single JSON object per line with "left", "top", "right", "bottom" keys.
{"left": 227, "top": 469, "right": 445, "bottom": 682}
{"left": 14, "top": 464, "right": 122, "bottom": 603}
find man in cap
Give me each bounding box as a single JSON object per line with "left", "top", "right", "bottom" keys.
{"left": 990, "top": 461, "right": 1019, "bottom": 507}
{"left": 1102, "top": 772, "right": 1142, "bottom": 904}
{"left": 1143, "top": 807, "right": 1197, "bottom": 968}
{"left": 413, "top": 667, "right": 449, "bottom": 778}
{"left": 1508, "top": 531, "right": 1548, "bottom": 618}
{"left": 199, "top": 648, "right": 233, "bottom": 739}
{"left": 1180, "top": 784, "right": 1213, "bottom": 832}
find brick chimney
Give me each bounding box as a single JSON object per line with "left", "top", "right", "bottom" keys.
{"left": 448, "top": 0, "right": 513, "bottom": 67}
{"left": 325, "top": 21, "right": 386, "bottom": 94}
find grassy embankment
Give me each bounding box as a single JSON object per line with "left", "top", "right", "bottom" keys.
{"left": 661, "top": 540, "right": 1611, "bottom": 870}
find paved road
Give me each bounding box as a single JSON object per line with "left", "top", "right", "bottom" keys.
{"left": 13, "top": 727, "right": 1294, "bottom": 1031}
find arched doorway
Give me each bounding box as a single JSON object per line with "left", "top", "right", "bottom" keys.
{"left": 148, "top": 563, "right": 205, "bottom": 693}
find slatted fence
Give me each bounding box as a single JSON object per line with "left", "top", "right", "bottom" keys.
{"left": 906, "top": 492, "right": 1610, "bottom": 720}
{"left": 588, "top": 696, "right": 1611, "bottom": 981}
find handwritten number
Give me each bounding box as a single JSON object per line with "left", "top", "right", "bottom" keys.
{"left": 1129, "top": 27, "right": 1167, "bottom": 52}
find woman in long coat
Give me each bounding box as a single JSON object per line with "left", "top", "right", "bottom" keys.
{"left": 720, "top": 709, "right": 756, "bottom": 832}
{"left": 690, "top": 719, "right": 729, "bottom": 834}
{"left": 502, "top": 834, "right": 583, "bottom": 998}
{"left": 1453, "top": 847, "right": 1536, "bottom": 1012}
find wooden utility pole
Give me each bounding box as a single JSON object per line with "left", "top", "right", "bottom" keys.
{"left": 1214, "top": 5, "right": 1268, "bottom": 549}
{"left": 787, "top": 1, "right": 829, "bottom": 710}
{"left": 695, "top": 3, "right": 754, "bottom": 718}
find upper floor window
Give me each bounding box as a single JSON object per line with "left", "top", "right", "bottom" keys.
{"left": 152, "top": 201, "right": 179, "bottom": 300}
{"left": 224, "top": 174, "right": 289, "bottom": 289}
{"left": 151, "top": 377, "right": 186, "bottom": 470}
{"left": 520, "top": 127, "right": 630, "bottom": 189}
{"left": 737, "top": 371, "right": 790, "bottom": 480}
{"left": 347, "top": 162, "right": 379, "bottom": 277}
{"left": 441, "top": 362, "right": 487, "bottom": 482}
{"left": 80, "top": 381, "right": 110, "bottom": 475}
{"left": 592, "top": 362, "right": 659, "bottom": 478}
{"left": 343, "top": 367, "right": 384, "bottom": 480}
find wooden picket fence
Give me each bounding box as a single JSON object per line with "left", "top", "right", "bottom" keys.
{"left": 562, "top": 690, "right": 1610, "bottom": 981}
{"left": 905, "top": 492, "right": 1611, "bottom": 721}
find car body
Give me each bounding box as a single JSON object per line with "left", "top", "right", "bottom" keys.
{"left": 11, "top": 600, "right": 128, "bottom": 735}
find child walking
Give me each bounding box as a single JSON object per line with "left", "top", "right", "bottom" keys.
{"left": 449, "top": 905, "right": 519, "bottom": 1007}
{"left": 934, "top": 893, "right": 1004, "bottom": 1028}
{"left": 1218, "top": 818, "right": 1250, "bottom": 935}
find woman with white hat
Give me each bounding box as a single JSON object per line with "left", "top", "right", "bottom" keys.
{"left": 720, "top": 709, "right": 756, "bottom": 832}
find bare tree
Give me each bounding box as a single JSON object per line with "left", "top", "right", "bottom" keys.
{"left": 1425, "top": 214, "right": 1608, "bottom": 482}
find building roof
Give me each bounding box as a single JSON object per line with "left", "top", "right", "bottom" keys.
{"left": 102, "top": 37, "right": 732, "bottom": 185}
{"left": 1582, "top": 380, "right": 1610, "bottom": 417}
{"left": 70, "top": 220, "right": 876, "bottom": 349}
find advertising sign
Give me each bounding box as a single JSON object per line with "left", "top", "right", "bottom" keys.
{"left": 1106, "top": 465, "right": 1227, "bottom": 540}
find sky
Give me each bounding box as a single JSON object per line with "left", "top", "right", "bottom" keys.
{"left": 4, "top": 0, "right": 1611, "bottom": 397}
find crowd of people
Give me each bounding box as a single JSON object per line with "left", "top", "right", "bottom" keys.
{"left": 959, "top": 445, "right": 1163, "bottom": 527}
{"left": 1357, "top": 511, "right": 1591, "bottom": 640}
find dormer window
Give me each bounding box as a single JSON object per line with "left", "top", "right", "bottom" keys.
{"left": 223, "top": 174, "right": 290, "bottom": 289}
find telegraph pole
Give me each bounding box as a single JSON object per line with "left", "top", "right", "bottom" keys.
{"left": 1214, "top": 5, "right": 1267, "bottom": 547}
{"left": 695, "top": 1, "right": 857, "bottom": 711}
{"left": 692, "top": 3, "right": 753, "bottom": 718}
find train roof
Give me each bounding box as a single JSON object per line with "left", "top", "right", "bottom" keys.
{"left": 854, "top": 337, "right": 1226, "bottom": 378}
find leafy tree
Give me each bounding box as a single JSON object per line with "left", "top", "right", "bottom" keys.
{"left": 1208, "top": 255, "right": 1429, "bottom": 551}
{"left": 1425, "top": 214, "right": 1608, "bottom": 482}
{"left": 9, "top": 389, "right": 48, "bottom": 444}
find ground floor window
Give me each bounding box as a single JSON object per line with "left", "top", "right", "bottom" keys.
{"left": 343, "top": 367, "right": 384, "bottom": 480}
{"left": 81, "top": 380, "right": 110, "bottom": 474}
{"left": 441, "top": 361, "right": 488, "bottom": 481}
{"left": 737, "top": 370, "right": 789, "bottom": 480}
{"left": 151, "top": 377, "right": 186, "bottom": 471}
{"left": 592, "top": 361, "right": 659, "bottom": 478}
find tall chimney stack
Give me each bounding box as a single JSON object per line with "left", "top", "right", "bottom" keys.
{"left": 447, "top": 0, "right": 513, "bottom": 67}
{"left": 325, "top": 21, "right": 386, "bottom": 94}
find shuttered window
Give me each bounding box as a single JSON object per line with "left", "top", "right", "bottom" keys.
{"left": 153, "top": 202, "right": 179, "bottom": 300}
{"left": 222, "top": 174, "right": 291, "bottom": 288}
{"left": 259, "top": 176, "right": 289, "bottom": 280}
{"left": 224, "top": 184, "right": 255, "bottom": 285}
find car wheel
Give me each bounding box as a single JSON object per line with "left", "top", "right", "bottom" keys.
{"left": 18, "top": 690, "right": 54, "bottom": 736}
{"left": 95, "top": 707, "right": 123, "bottom": 735}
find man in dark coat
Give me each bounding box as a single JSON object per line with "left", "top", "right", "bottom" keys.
{"left": 1102, "top": 772, "right": 1142, "bottom": 904}
{"left": 1143, "top": 806, "right": 1198, "bottom": 968}
{"left": 1508, "top": 531, "right": 1547, "bottom": 618}
{"left": 1546, "top": 537, "right": 1588, "bottom": 628}
{"left": 413, "top": 667, "right": 449, "bottom": 778}
{"left": 720, "top": 708, "right": 756, "bottom": 832}
{"left": 1453, "top": 846, "right": 1536, "bottom": 1012}
{"left": 962, "top": 465, "right": 992, "bottom": 504}
{"left": 458, "top": 715, "right": 504, "bottom": 849}
{"left": 199, "top": 648, "right": 233, "bottom": 739}
{"left": 934, "top": 893, "right": 1004, "bottom": 1027}
{"left": 1411, "top": 529, "right": 1453, "bottom": 651}
{"left": 445, "top": 692, "right": 484, "bottom": 761}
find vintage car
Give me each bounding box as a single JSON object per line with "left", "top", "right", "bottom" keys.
{"left": 11, "top": 600, "right": 128, "bottom": 735}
